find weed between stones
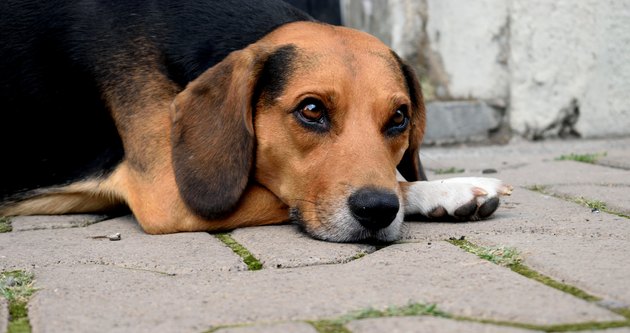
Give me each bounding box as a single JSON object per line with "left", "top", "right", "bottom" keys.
{"left": 433, "top": 167, "right": 465, "bottom": 175}
{"left": 1, "top": 270, "right": 36, "bottom": 333}
{"left": 527, "top": 185, "right": 630, "bottom": 219}
{"left": 308, "top": 303, "right": 448, "bottom": 333}
{"left": 0, "top": 217, "right": 11, "bottom": 233}
{"left": 447, "top": 238, "right": 602, "bottom": 302}
{"left": 447, "top": 239, "right": 630, "bottom": 329}
{"left": 555, "top": 152, "right": 607, "bottom": 164}
{"left": 214, "top": 233, "right": 263, "bottom": 271}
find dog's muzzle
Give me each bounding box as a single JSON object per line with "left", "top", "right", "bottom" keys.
{"left": 291, "top": 186, "right": 404, "bottom": 243}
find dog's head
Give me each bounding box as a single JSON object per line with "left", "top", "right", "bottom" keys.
{"left": 171, "top": 22, "right": 425, "bottom": 242}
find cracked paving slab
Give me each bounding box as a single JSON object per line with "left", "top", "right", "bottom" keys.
{"left": 0, "top": 215, "right": 246, "bottom": 274}
{"left": 346, "top": 316, "right": 541, "bottom": 333}
{"left": 26, "top": 242, "right": 621, "bottom": 333}
{"left": 231, "top": 225, "right": 375, "bottom": 268}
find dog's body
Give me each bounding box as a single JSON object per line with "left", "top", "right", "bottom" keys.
{"left": 1, "top": 0, "right": 511, "bottom": 242}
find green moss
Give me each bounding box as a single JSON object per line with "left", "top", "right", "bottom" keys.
{"left": 349, "top": 251, "right": 369, "bottom": 261}
{"left": 537, "top": 320, "right": 630, "bottom": 332}
{"left": 448, "top": 239, "right": 602, "bottom": 303}
{"left": 8, "top": 317, "right": 31, "bottom": 333}
{"left": 308, "top": 320, "right": 352, "bottom": 333}
{"left": 447, "top": 239, "right": 521, "bottom": 267}
{"left": 510, "top": 264, "right": 601, "bottom": 302}
{"left": 611, "top": 307, "right": 630, "bottom": 319}
{"left": 0, "top": 216, "right": 12, "bottom": 233}
{"left": 308, "top": 303, "right": 447, "bottom": 333}
{"left": 1, "top": 271, "right": 35, "bottom": 333}
{"left": 451, "top": 315, "right": 629, "bottom": 332}
{"left": 556, "top": 152, "right": 607, "bottom": 164}
{"left": 214, "top": 233, "right": 263, "bottom": 271}
{"left": 433, "top": 167, "right": 465, "bottom": 175}
{"left": 527, "top": 185, "right": 630, "bottom": 219}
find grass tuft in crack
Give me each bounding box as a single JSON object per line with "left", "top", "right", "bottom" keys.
{"left": 1, "top": 270, "right": 36, "bottom": 333}
{"left": 448, "top": 239, "right": 602, "bottom": 302}
{"left": 448, "top": 238, "right": 521, "bottom": 267}
{"left": 0, "top": 217, "right": 11, "bottom": 233}
{"left": 433, "top": 167, "right": 465, "bottom": 175}
{"left": 214, "top": 233, "right": 262, "bottom": 271}
{"left": 309, "top": 303, "right": 447, "bottom": 333}
{"left": 527, "top": 185, "right": 630, "bottom": 219}
{"left": 556, "top": 152, "right": 607, "bottom": 164}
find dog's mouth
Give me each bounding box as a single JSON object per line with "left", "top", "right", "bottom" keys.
{"left": 289, "top": 203, "right": 404, "bottom": 243}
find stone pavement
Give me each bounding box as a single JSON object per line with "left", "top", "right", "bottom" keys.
{"left": 1, "top": 137, "right": 630, "bottom": 333}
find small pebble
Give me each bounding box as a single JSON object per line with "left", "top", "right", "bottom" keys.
{"left": 5, "top": 276, "right": 16, "bottom": 287}
{"left": 108, "top": 233, "right": 122, "bottom": 241}
{"left": 482, "top": 168, "right": 498, "bottom": 174}
{"left": 591, "top": 208, "right": 600, "bottom": 214}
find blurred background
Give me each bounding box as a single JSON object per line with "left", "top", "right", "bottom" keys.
{"left": 285, "top": 0, "right": 630, "bottom": 146}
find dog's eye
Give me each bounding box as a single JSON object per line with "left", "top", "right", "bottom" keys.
{"left": 385, "top": 107, "right": 410, "bottom": 137}
{"left": 294, "top": 98, "right": 329, "bottom": 132}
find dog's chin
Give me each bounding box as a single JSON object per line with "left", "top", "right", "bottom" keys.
{"left": 289, "top": 206, "right": 404, "bottom": 243}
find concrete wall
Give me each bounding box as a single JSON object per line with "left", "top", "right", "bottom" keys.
{"left": 510, "top": 0, "right": 630, "bottom": 139}
{"left": 340, "top": 0, "right": 630, "bottom": 142}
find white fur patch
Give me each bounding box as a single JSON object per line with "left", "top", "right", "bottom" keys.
{"left": 402, "top": 177, "right": 512, "bottom": 217}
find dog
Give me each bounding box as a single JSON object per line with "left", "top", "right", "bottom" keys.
{"left": 0, "top": 0, "right": 512, "bottom": 242}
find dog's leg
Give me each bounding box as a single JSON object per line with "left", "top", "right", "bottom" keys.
{"left": 104, "top": 161, "right": 289, "bottom": 234}
{"left": 400, "top": 177, "right": 513, "bottom": 221}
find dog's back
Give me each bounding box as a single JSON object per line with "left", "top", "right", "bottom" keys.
{"left": 0, "top": 0, "right": 310, "bottom": 201}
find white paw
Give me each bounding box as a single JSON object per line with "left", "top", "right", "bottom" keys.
{"left": 403, "top": 177, "right": 513, "bottom": 221}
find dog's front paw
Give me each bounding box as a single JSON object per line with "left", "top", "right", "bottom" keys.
{"left": 403, "top": 177, "right": 513, "bottom": 221}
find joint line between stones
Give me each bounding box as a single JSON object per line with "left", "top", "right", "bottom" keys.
{"left": 214, "top": 233, "right": 263, "bottom": 271}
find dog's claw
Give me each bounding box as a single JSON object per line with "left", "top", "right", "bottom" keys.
{"left": 472, "top": 187, "right": 488, "bottom": 197}
{"left": 498, "top": 184, "right": 514, "bottom": 196}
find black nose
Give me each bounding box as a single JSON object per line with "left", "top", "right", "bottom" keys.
{"left": 348, "top": 187, "right": 400, "bottom": 231}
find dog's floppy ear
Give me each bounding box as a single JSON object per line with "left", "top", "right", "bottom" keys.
{"left": 395, "top": 58, "right": 428, "bottom": 181}
{"left": 170, "top": 46, "right": 267, "bottom": 219}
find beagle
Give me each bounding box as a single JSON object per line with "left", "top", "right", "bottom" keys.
{"left": 0, "top": 0, "right": 511, "bottom": 242}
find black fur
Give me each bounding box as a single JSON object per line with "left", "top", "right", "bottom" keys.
{"left": 254, "top": 44, "right": 299, "bottom": 107}
{"left": 0, "top": 0, "right": 312, "bottom": 199}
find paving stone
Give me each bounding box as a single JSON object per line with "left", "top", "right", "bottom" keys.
{"left": 470, "top": 233, "right": 630, "bottom": 306}
{"left": 546, "top": 184, "right": 630, "bottom": 216}
{"left": 0, "top": 215, "right": 245, "bottom": 274}
{"left": 9, "top": 214, "right": 110, "bottom": 231}
{"left": 231, "top": 225, "right": 375, "bottom": 268}
{"left": 214, "top": 322, "right": 318, "bottom": 333}
{"left": 404, "top": 188, "right": 630, "bottom": 242}
{"left": 0, "top": 297, "right": 6, "bottom": 333}
{"left": 346, "top": 316, "right": 540, "bottom": 333}
{"left": 26, "top": 242, "right": 621, "bottom": 333}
